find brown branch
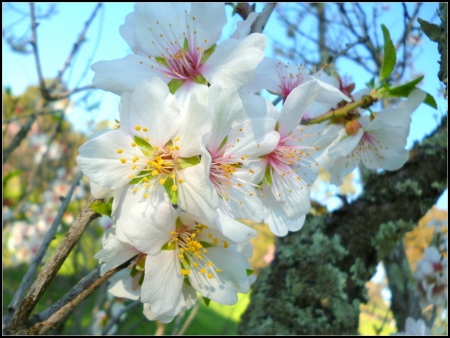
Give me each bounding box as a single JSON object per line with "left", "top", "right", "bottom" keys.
{"left": 52, "top": 84, "right": 96, "bottom": 100}
{"left": 47, "top": 3, "right": 103, "bottom": 93}
{"left": 250, "top": 3, "right": 277, "bottom": 34}
{"left": 29, "top": 264, "right": 128, "bottom": 335}
{"left": 5, "top": 197, "right": 102, "bottom": 334}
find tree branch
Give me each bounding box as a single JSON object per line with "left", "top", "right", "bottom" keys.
{"left": 250, "top": 3, "right": 277, "bottom": 34}
{"left": 5, "top": 197, "right": 102, "bottom": 334}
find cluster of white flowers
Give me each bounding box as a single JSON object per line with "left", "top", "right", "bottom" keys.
{"left": 76, "top": 3, "right": 425, "bottom": 322}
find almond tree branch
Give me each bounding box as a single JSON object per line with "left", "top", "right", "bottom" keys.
{"left": 29, "top": 263, "right": 128, "bottom": 335}
{"left": 250, "top": 3, "right": 277, "bottom": 34}
{"left": 5, "top": 196, "right": 102, "bottom": 335}
{"left": 29, "top": 3, "right": 47, "bottom": 99}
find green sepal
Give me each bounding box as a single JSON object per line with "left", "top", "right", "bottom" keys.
{"left": 90, "top": 198, "right": 113, "bottom": 217}
{"left": 155, "top": 56, "right": 169, "bottom": 67}
{"left": 203, "top": 297, "right": 211, "bottom": 307}
{"left": 183, "top": 37, "right": 189, "bottom": 51}
{"left": 177, "top": 155, "right": 200, "bottom": 169}
{"left": 163, "top": 176, "right": 179, "bottom": 204}
{"left": 193, "top": 74, "right": 208, "bottom": 85}
{"left": 138, "top": 271, "right": 145, "bottom": 286}
{"left": 130, "top": 264, "right": 139, "bottom": 277}
{"left": 386, "top": 75, "right": 424, "bottom": 98}
{"left": 184, "top": 277, "right": 192, "bottom": 286}
{"left": 275, "top": 121, "right": 279, "bottom": 132}
{"left": 161, "top": 241, "right": 176, "bottom": 250}
{"left": 246, "top": 269, "right": 254, "bottom": 276}
{"left": 168, "top": 79, "right": 185, "bottom": 94}
{"left": 379, "top": 24, "right": 396, "bottom": 82}
{"left": 134, "top": 136, "right": 154, "bottom": 155}
{"left": 199, "top": 241, "right": 214, "bottom": 248}
{"left": 201, "top": 44, "right": 216, "bottom": 64}
{"left": 424, "top": 92, "right": 438, "bottom": 109}
{"left": 264, "top": 164, "right": 272, "bottom": 186}
{"left": 217, "top": 136, "right": 228, "bottom": 152}
{"left": 176, "top": 217, "right": 184, "bottom": 230}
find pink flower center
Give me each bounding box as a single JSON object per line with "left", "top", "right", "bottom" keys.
{"left": 143, "top": 13, "right": 210, "bottom": 82}
{"left": 276, "top": 63, "right": 306, "bottom": 100}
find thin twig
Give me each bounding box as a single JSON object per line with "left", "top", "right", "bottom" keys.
{"left": 177, "top": 304, "right": 199, "bottom": 336}
{"left": 250, "top": 3, "right": 277, "bottom": 34}
{"left": 428, "top": 304, "right": 438, "bottom": 329}
{"left": 170, "top": 311, "right": 186, "bottom": 335}
{"left": 29, "top": 3, "right": 48, "bottom": 99}
{"left": 101, "top": 300, "right": 141, "bottom": 335}
{"left": 5, "top": 196, "right": 102, "bottom": 334}
{"left": 3, "top": 171, "right": 83, "bottom": 329}
{"left": 154, "top": 321, "right": 166, "bottom": 336}
{"left": 47, "top": 3, "right": 103, "bottom": 93}
{"left": 53, "top": 84, "right": 96, "bottom": 100}
{"left": 327, "top": 37, "right": 369, "bottom": 64}
{"left": 30, "top": 264, "right": 129, "bottom": 335}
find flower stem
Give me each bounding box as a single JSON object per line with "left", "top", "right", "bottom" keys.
{"left": 303, "top": 95, "right": 377, "bottom": 125}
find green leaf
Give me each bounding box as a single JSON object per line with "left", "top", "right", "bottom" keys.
{"left": 264, "top": 164, "right": 272, "bottom": 186}
{"left": 163, "top": 176, "right": 178, "bottom": 204}
{"left": 246, "top": 269, "right": 254, "bottom": 276}
{"left": 417, "top": 18, "right": 441, "bottom": 42}
{"left": 201, "top": 44, "right": 216, "bottom": 64}
{"left": 387, "top": 75, "right": 424, "bottom": 98}
{"left": 161, "top": 241, "right": 176, "bottom": 250}
{"left": 177, "top": 155, "right": 200, "bottom": 169}
{"left": 424, "top": 92, "right": 438, "bottom": 109}
{"left": 155, "top": 56, "right": 169, "bottom": 67}
{"left": 167, "top": 79, "right": 185, "bottom": 94}
{"left": 192, "top": 74, "right": 208, "bottom": 85}
{"left": 90, "top": 200, "right": 112, "bottom": 217}
{"left": 134, "top": 136, "right": 154, "bottom": 155}
{"left": 203, "top": 297, "right": 211, "bottom": 307}
{"left": 379, "top": 24, "right": 396, "bottom": 82}
{"left": 365, "top": 77, "right": 375, "bottom": 89}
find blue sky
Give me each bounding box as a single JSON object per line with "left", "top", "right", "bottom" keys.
{"left": 2, "top": 2, "right": 447, "bottom": 209}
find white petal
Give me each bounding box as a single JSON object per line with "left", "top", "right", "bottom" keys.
{"left": 244, "top": 57, "right": 281, "bottom": 93}
{"left": 231, "top": 12, "right": 258, "bottom": 39}
{"left": 190, "top": 3, "right": 227, "bottom": 48}
{"left": 128, "top": 78, "right": 180, "bottom": 148}
{"left": 177, "top": 155, "right": 218, "bottom": 224}
{"left": 90, "top": 181, "right": 113, "bottom": 200}
{"left": 119, "top": 92, "right": 132, "bottom": 132}
{"left": 175, "top": 93, "right": 210, "bottom": 158}
{"left": 215, "top": 204, "right": 258, "bottom": 243}
{"left": 202, "top": 33, "right": 266, "bottom": 89}
{"left": 263, "top": 188, "right": 307, "bottom": 236}
{"left": 239, "top": 89, "right": 280, "bottom": 121}
{"left": 327, "top": 129, "right": 364, "bottom": 159}
{"left": 77, "top": 129, "right": 144, "bottom": 190}
{"left": 92, "top": 55, "right": 163, "bottom": 95}
{"left": 188, "top": 247, "right": 248, "bottom": 305}
{"left": 119, "top": 12, "right": 138, "bottom": 50}
{"left": 141, "top": 250, "right": 184, "bottom": 314}
{"left": 108, "top": 269, "right": 140, "bottom": 300}
{"left": 206, "top": 85, "right": 244, "bottom": 153}
{"left": 124, "top": 201, "right": 176, "bottom": 255}
{"left": 279, "top": 78, "right": 350, "bottom": 137}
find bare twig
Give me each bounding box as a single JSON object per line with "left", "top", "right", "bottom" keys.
{"left": 29, "top": 264, "right": 128, "bottom": 335}
{"left": 55, "top": 84, "right": 96, "bottom": 100}
{"left": 29, "top": 3, "right": 48, "bottom": 99}
{"left": 250, "top": 3, "right": 277, "bottom": 34}
{"left": 3, "top": 171, "right": 84, "bottom": 329}
{"left": 5, "top": 196, "right": 102, "bottom": 334}
{"left": 100, "top": 300, "right": 141, "bottom": 335}
{"left": 327, "top": 37, "right": 369, "bottom": 64}
{"left": 170, "top": 311, "right": 186, "bottom": 335}
{"left": 177, "top": 304, "right": 199, "bottom": 336}
{"left": 47, "top": 3, "right": 103, "bottom": 94}
{"left": 428, "top": 304, "right": 438, "bottom": 329}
